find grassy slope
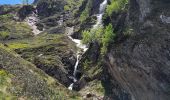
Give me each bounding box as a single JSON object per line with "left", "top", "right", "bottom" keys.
{"left": 0, "top": 43, "right": 81, "bottom": 100}
{"left": 0, "top": 13, "right": 33, "bottom": 41}
{"left": 0, "top": 5, "right": 81, "bottom": 99}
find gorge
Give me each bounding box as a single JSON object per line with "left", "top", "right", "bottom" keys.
{"left": 0, "top": 0, "right": 170, "bottom": 100}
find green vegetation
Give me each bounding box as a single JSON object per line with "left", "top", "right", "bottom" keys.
{"left": 124, "top": 26, "right": 134, "bottom": 37}
{"left": 0, "top": 31, "right": 10, "bottom": 40}
{"left": 82, "top": 27, "right": 104, "bottom": 44}
{"left": 80, "top": 8, "right": 89, "bottom": 22}
{"left": 0, "top": 70, "right": 16, "bottom": 100}
{"left": 82, "top": 24, "right": 115, "bottom": 54}
{"left": 79, "top": 80, "right": 104, "bottom": 97}
{"left": 0, "top": 14, "right": 13, "bottom": 22}
{"left": 64, "top": 0, "right": 84, "bottom": 12}
{"left": 0, "top": 13, "right": 33, "bottom": 41}
{"left": 81, "top": 59, "right": 104, "bottom": 97}
{"left": 101, "top": 24, "right": 115, "bottom": 54}
{"left": 106, "top": 0, "right": 128, "bottom": 16}
{"left": 82, "top": 30, "right": 91, "bottom": 44}
{"left": 0, "top": 43, "right": 81, "bottom": 99}
{"left": 79, "top": 0, "right": 93, "bottom": 22}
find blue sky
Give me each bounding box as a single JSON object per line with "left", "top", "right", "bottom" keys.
{"left": 0, "top": 0, "right": 34, "bottom": 5}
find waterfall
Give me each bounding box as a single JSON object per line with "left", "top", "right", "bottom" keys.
{"left": 68, "top": 0, "right": 107, "bottom": 90}
{"left": 73, "top": 53, "right": 80, "bottom": 76}
{"left": 67, "top": 27, "right": 88, "bottom": 90}
{"left": 93, "top": 0, "right": 108, "bottom": 28}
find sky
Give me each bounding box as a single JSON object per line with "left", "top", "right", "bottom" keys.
{"left": 0, "top": 0, "right": 34, "bottom": 5}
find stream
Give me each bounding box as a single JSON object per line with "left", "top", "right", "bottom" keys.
{"left": 23, "top": 0, "right": 108, "bottom": 90}
{"left": 67, "top": 0, "right": 108, "bottom": 90}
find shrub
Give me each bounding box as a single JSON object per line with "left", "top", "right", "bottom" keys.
{"left": 106, "top": 0, "right": 128, "bottom": 16}
{"left": 101, "top": 24, "right": 115, "bottom": 54}
{"left": 64, "top": 5, "right": 70, "bottom": 11}
{"left": 82, "top": 30, "right": 91, "bottom": 44}
{"left": 0, "top": 31, "right": 9, "bottom": 39}
{"left": 82, "top": 27, "right": 104, "bottom": 44}
{"left": 80, "top": 8, "right": 89, "bottom": 22}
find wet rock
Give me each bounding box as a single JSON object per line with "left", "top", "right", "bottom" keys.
{"left": 73, "top": 76, "right": 89, "bottom": 91}
{"left": 36, "top": 0, "right": 65, "bottom": 18}
{"left": 86, "top": 92, "right": 93, "bottom": 98}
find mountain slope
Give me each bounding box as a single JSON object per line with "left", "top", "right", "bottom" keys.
{"left": 102, "top": 0, "right": 170, "bottom": 100}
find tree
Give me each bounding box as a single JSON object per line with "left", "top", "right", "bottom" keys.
{"left": 101, "top": 24, "right": 115, "bottom": 54}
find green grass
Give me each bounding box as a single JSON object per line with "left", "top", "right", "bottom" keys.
{"left": 0, "top": 70, "right": 16, "bottom": 100}
{"left": 8, "top": 42, "right": 29, "bottom": 49}
{"left": 82, "top": 27, "right": 104, "bottom": 44}
{"left": 0, "top": 13, "right": 33, "bottom": 41}
{"left": 0, "top": 31, "right": 10, "bottom": 39}
{"left": 0, "top": 43, "right": 81, "bottom": 99}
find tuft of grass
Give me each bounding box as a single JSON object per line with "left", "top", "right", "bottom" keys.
{"left": 0, "top": 31, "right": 10, "bottom": 40}
{"left": 7, "top": 43, "right": 29, "bottom": 49}
{"left": 0, "top": 70, "right": 16, "bottom": 100}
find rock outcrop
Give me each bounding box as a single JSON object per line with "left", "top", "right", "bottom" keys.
{"left": 102, "top": 0, "right": 170, "bottom": 100}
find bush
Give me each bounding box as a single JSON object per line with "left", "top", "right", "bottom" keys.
{"left": 82, "top": 27, "right": 104, "bottom": 44}
{"left": 80, "top": 8, "right": 89, "bottom": 22}
{"left": 64, "top": 5, "right": 70, "bottom": 11}
{"left": 82, "top": 30, "right": 91, "bottom": 44}
{"left": 101, "top": 24, "right": 115, "bottom": 54}
{"left": 0, "top": 31, "right": 9, "bottom": 39}
{"left": 106, "top": 0, "right": 128, "bottom": 16}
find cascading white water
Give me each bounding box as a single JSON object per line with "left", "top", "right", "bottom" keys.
{"left": 73, "top": 54, "right": 80, "bottom": 76}
{"left": 67, "top": 27, "right": 88, "bottom": 90}
{"left": 68, "top": 0, "right": 107, "bottom": 90}
{"left": 93, "top": 0, "right": 108, "bottom": 28}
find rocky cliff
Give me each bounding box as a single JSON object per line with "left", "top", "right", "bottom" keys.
{"left": 102, "top": 0, "right": 170, "bottom": 100}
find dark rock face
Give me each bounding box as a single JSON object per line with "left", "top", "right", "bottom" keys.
{"left": 82, "top": 41, "right": 100, "bottom": 64}
{"left": 16, "top": 43, "right": 76, "bottom": 87}
{"left": 90, "top": 0, "right": 104, "bottom": 15}
{"left": 18, "top": 5, "right": 35, "bottom": 20}
{"left": 71, "top": 0, "right": 104, "bottom": 39}
{"left": 36, "top": 15, "right": 61, "bottom": 29}
{"left": 102, "top": 0, "right": 170, "bottom": 100}
{"left": 36, "top": 0, "right": 65, "bottom": 18}
{"left": 72, "top": 16, "right": 97, "bottom": 39}
{"left": 45, "top": 26, "right": 65, "bottom": 34}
